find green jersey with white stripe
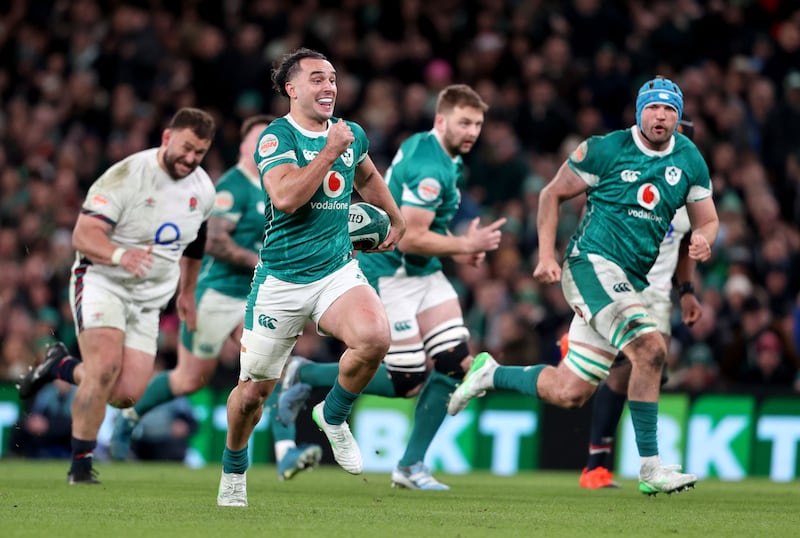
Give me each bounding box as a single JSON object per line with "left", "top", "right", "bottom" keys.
{"left": 253, "top": 115, "right": 368, "bottom": 284}
{"left": 196, "top": 165, "right": 264, "bottom": 298}
{"left": 358, "top": 131, "right": 462, "bottom": 285}
{"left": 566, "top": 128, "right": 711, "bottom": 290}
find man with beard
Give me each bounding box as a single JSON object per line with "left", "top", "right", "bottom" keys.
{"left": 279, "top": 84, "right": 506, "bottom": 490}
{"left": 577, "top": 115, "right": 702, "bottom": 490}
{"left": 18, "top": 108, "right": 217, "bottom": 484}
{"left": 449, "top": 77, "right": 719, "bottom": 496}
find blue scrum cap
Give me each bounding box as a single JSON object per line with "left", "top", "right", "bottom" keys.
{"left": 635, "top": 77, "right": 683, "bottom": 129}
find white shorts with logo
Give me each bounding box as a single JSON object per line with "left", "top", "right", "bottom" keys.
{"left": 377, "top": 270, "right": 458, "bottom": 343}
{"left": 181, "top": 288, "right": 246, "bottom": 359}
{"left": 239, "top": 259, "right": 372, "bottom": 381}
{"left": 561, "top": 253, "right": 659, "bottom": 384}
{"left": 70, "top": 267, "right": 167, "bottom": 355}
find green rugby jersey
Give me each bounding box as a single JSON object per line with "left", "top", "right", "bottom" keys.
{"left": 566, "top": 128, "right": 711, "bottom": 290}
{"left": 253, "top": 115, "right": 368, "bottom": 284}
{"left": 196, "top": 165, "right": 264, "bottom": 298}
{"left": 359, "top": 130, "right": 462, "bottom": 286}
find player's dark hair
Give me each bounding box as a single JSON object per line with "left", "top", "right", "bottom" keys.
{"left": 271, "top": 48, "right": 329, "bottom": 98}
{"left": 436, "top": 84, "right": 489, "bottom": 114}
{"left": 240, "top": 114, "right": 274, "bottom": 139}
{"left": 168, "top": 107, "right": 216, "bottom": 140}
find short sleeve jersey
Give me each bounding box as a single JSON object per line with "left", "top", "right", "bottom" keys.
{"left": 197, "top": 164, "right": 265, "bottom": 298}
{"left": 566, "top": 128, "right": 711, "bottom": 290}
{"left": 79, "top": 147, "right": 215, "bottom": 294}
{"left": 253, "top": 115, "right": 368, "bottom": 284}
{"left": 358, "top": 131, "right": 462, "bottom": 285}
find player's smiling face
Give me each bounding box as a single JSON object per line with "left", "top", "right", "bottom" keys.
{"left": 288, "top": 58, "right": 337, "bottom": 126}
{"left": 439, "top": 105, "right": 484, "bottom": 157}
{"left": 639, "top": 103, "right": 678, "bottom": 150}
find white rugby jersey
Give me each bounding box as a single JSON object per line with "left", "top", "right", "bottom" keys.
{"left": 646, "top": 205, "right": 690, "bottom": 295}
{"left": 75, "top": 148, "right": 215, "bottom": 305}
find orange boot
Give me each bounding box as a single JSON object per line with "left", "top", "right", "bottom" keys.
{"left": 579, "top": 467, "right": 620, "bottom": 489}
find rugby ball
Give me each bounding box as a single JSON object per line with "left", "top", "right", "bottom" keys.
{"left": 348, "top": 202, "right": 391, "bottom": 250}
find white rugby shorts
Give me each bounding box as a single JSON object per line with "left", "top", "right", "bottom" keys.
{"left": 377, "top": 270, "right": 458, "bottom": 342}
{"left": 561, "top": 254, "right": 659, "bottom": 383}
{"left": 239, "top": 259, "right": 372, "bottom": 381}
{"left": 70, "top": 268, "right": 162, "bottom": 354}
{"left": 180, "top": 288, "right": 247, "bottom": 359}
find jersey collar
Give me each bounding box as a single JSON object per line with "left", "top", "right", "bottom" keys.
{"left": 631, "top": 126, "right": 675, "bottom": 157}
{"left": 286, "top": 113, "right": 332, "bottom": 138}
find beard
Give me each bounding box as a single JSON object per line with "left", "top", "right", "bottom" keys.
{"left": 444, "top": 134, "right": 474, "bottom": 157}
{"left": 162, "top": 150, "right": 196, "bottom": 179}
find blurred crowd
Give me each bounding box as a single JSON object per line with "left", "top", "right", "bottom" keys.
{"left": 1, "top": 0, "right": 799, "bottom": 401}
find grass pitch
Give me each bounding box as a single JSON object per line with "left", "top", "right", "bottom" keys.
{"left": 1, "top": 460, "right": 796, "bottom": 537}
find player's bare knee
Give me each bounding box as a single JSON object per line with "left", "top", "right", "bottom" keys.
{"left": 240, "top": 397, "right": 263, "bottom": 415}
{"left": 172, "top": 363, "right": 215, "bottom": 394}
{"left": 97, "top": 365, "right": 120, "bottom": 389}
{"left": 646, "top": 347, "right": 666, "bottom": 370}
{"left": 625, "top": 334, "right": 666, "bottom": 372}
{"left": 175, "top": 374, "right": 208, "bottom": 395}
{"left": 555, "top": 386, "right": 592, "bottom": 409}
{"left": 367, "top": 337, "right": 391, "bottom": 361}
{"left": 238, "top": 382, "right": 268, "bottom": 413}
{"left": 345, "top": 312, "right": 390, "bottom": 357}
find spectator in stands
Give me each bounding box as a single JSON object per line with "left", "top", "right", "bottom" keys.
{"left": 739, "top": 328, "right": 798, "bottom": 387}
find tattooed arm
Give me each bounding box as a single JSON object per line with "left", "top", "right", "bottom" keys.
{"left": 205, "top": 215, "right": 260, "bottom": 268}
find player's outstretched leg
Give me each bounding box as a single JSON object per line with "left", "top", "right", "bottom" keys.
{"left": 447, "top": 352, "right": 498, "bottom": 415}
{"left": 17, "top": 341, "right": 70, "bottom": 399}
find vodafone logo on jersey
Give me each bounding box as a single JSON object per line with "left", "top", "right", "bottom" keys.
{"left": 323, "top": 171, "right": 346, "bottom": 198}
{"left": 637, "top": 183, "right": 661, "bottom": 210}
